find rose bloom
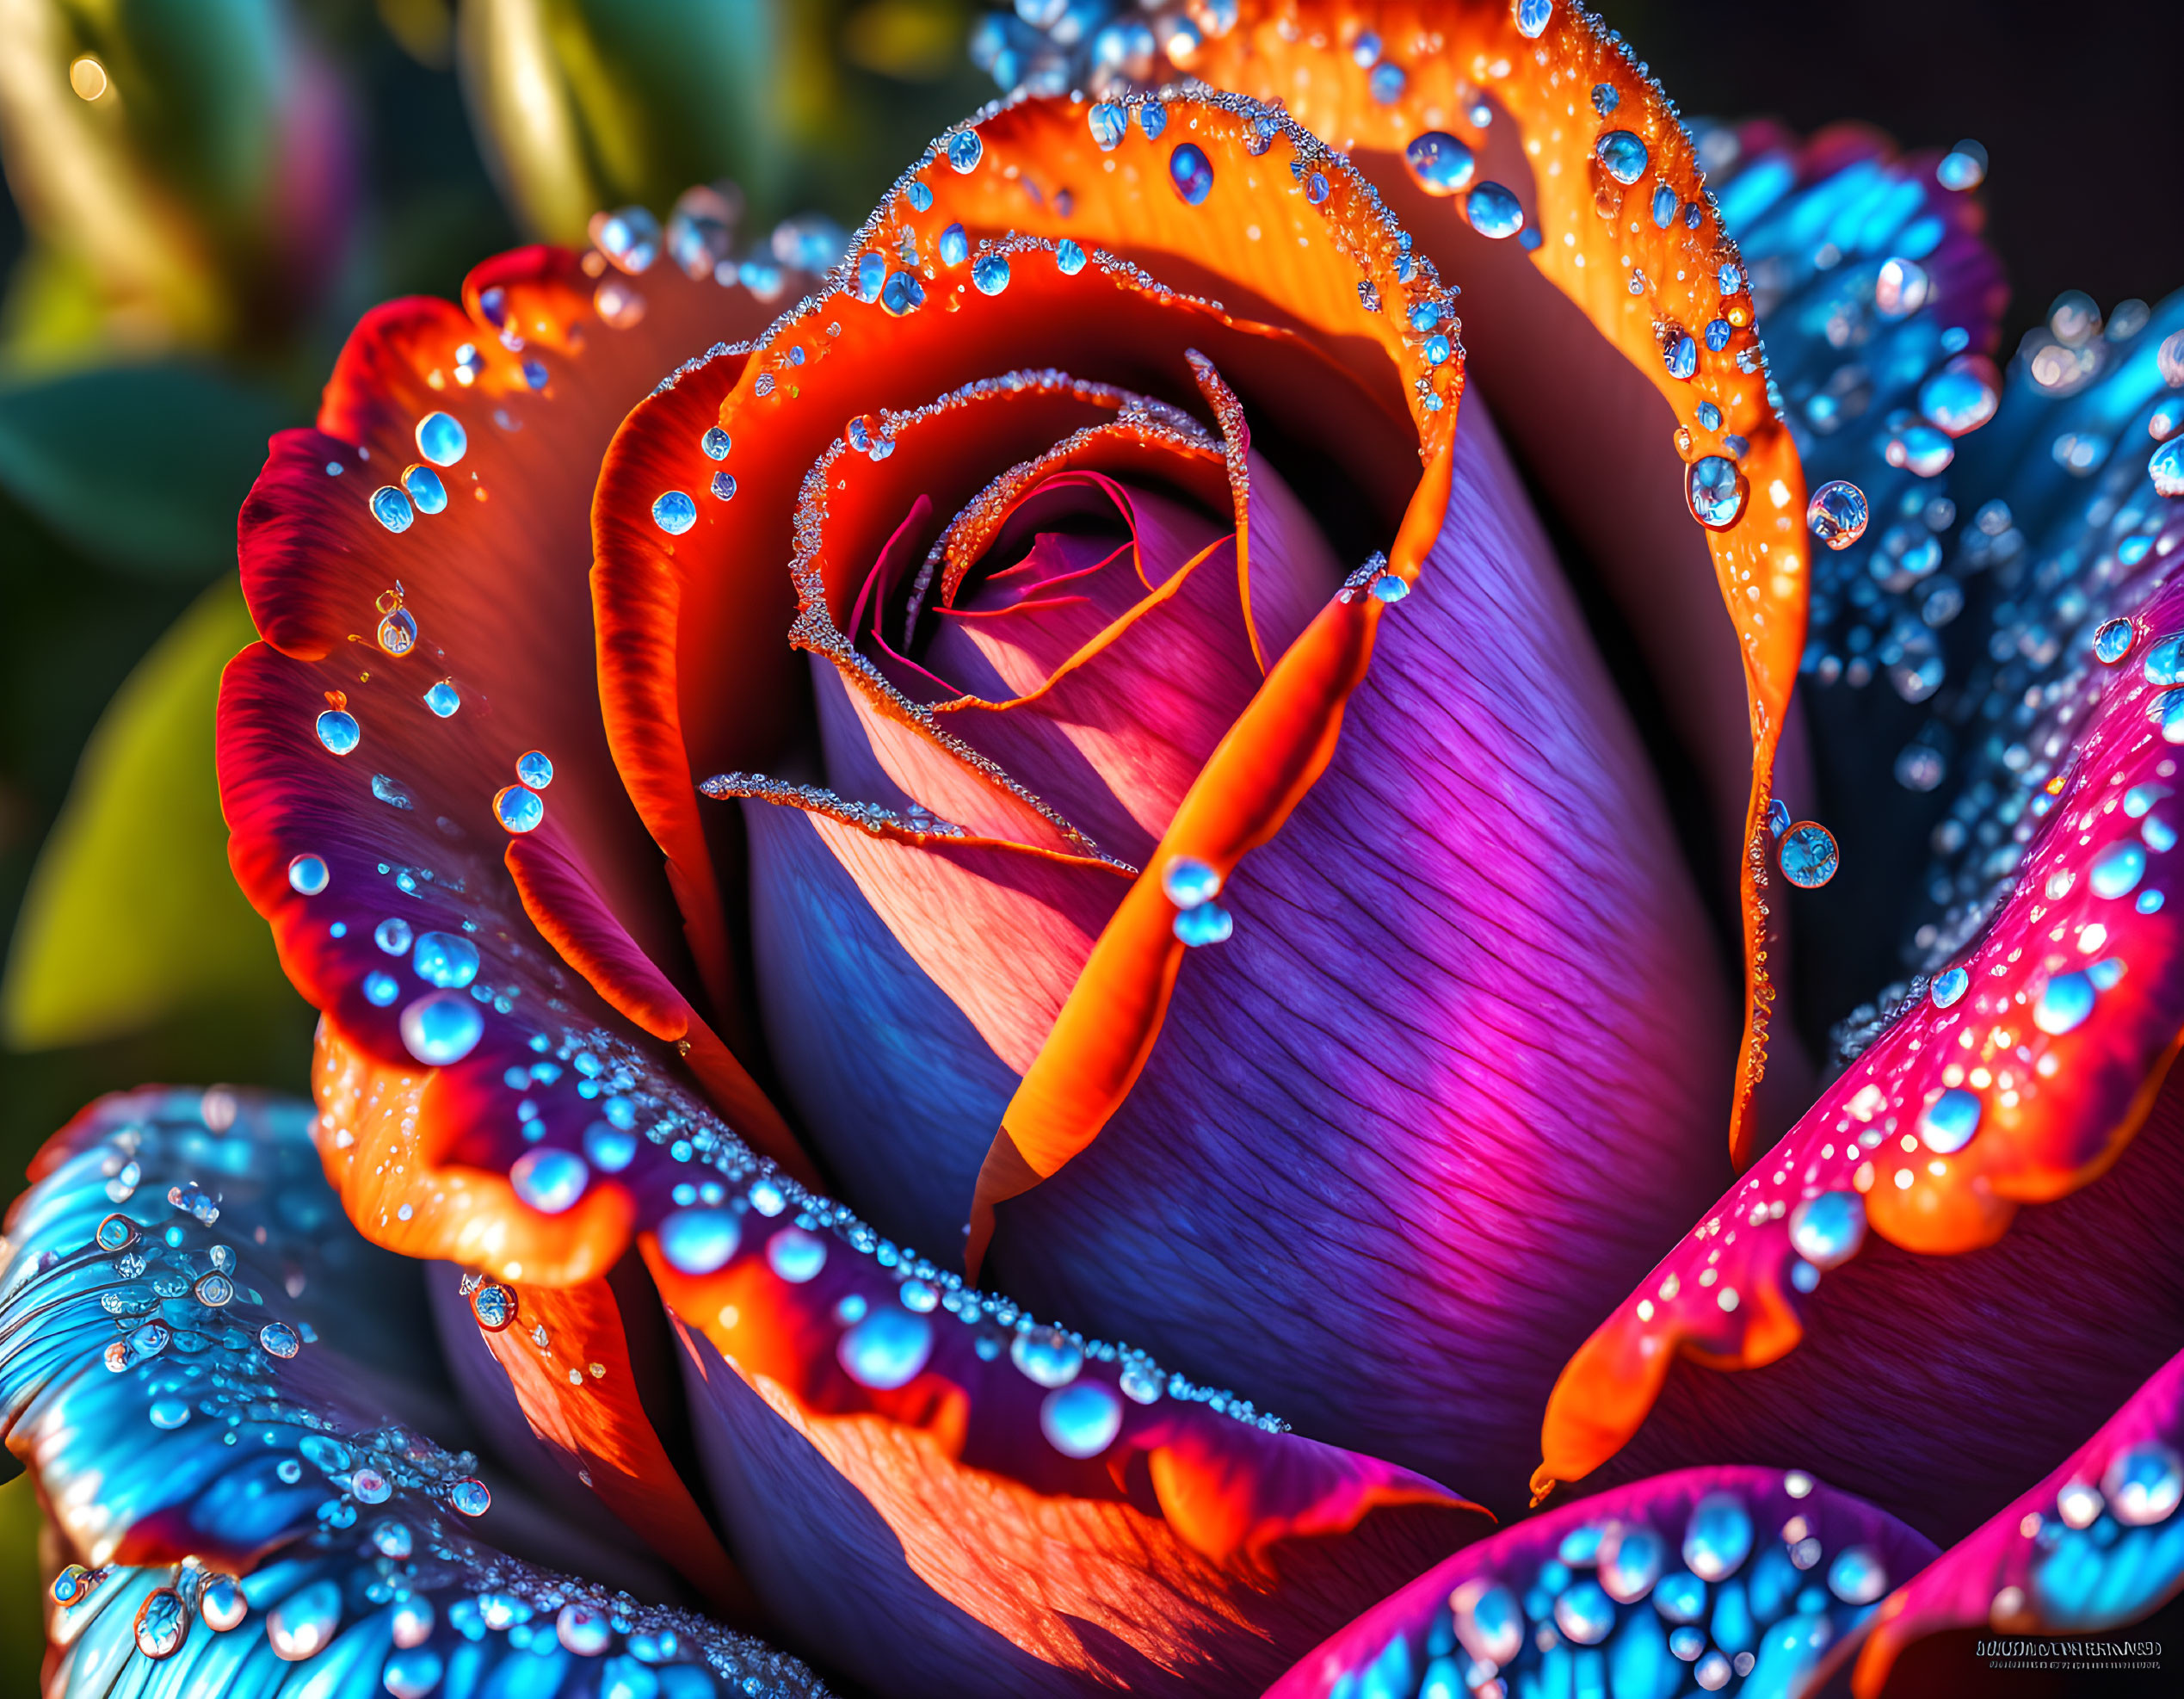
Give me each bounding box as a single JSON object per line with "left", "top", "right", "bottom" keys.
{"left": 9, "top": 4, "right": 2184, "bottom": 1698}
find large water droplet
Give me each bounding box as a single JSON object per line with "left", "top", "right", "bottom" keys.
{"left": 1788, "top": 1189, "right": 1866, "bottom": 1270}
{"left": 558, "top": 1602, "right": 613, "bottom": 1656}
{"left": 937, "top": 222, "right": 968, "bottom": 268}
{"left": 1011, "top": 1326, "right": 1084, "bottom": 1387}
{"left": 1404, "top": 132, "right": 1475, "bottom": 195}
{"left": 510, "top": 1146, "right": 589, "bottom": 1214}
{"left": 1368, "top": 61, "right": 1406, "bottom": 103}
{"left": 2094, "top": 619, "right": 2137, "bottom": 664}
{"left": 471, "top": 1281, "right": 516, "bottom": 1330}
{"left": 1089, "top": 102, "right": 1127, "bottom": 151}
{"left": 316, "top": 709, "right": 361, "bottom": 756}
{"left": 881, "top": 270, "right": 926, "bottom": 315}
{"left": 494, "top": 785, "right": 545, "bottom": 834}
{"left": 2091, "top": 842, "right": 2147, "bottom": 899}
{"left": 1931, "top": 966, "right": 1970, "bottom": 1008}
{"left": 658, "top": 1208, "right": 740, "bottom": 1274}
{"left": 711, "top": 471, "right": 737, "bottom": 501}
{"left": 1554, "top": 1579, "right": 1615, "bottom": 1645}
{"left": 422, "top": 679, "right": 460, "bottom": 718}
{"left": 1936, "top": 140, "right": 1987, "bottom": 190}
{"left": 652, "top": 491, "right": 697, "bottom": 534}
{"left": 946, "top": 129, "right": 984, "bottom": 174}
{"left": 364, "top": 971, "right": 399, "bottom": 1007}
{"left": 1163, "top": 856, "right": 1221, "bottom": 908}
{"left": 1055, "top": 238, "right": 1088, "bottom": 275}
{"left": 399, "top": 990, "right": 484, "bottom": 1064}
{"left": 1683, "top": 1492, "right": 1754, "bottom": 1580}
{"left": 1918, "top": 1087, "right": 1982, "bottom": 1153}
{"left": 447, "top": 1477, "right": 490, "bottom": 1517}
{"left": 200, "top": 1572, "right": 247, "bottom": 1632}
{"left": 1886, "top": 423, "right": 1955, "bottom": 478}
{"left": 134, "top": 1587, "right": 189, "bottom": 1658}
{"left": 1040, "top": 1381, "right": 1124, "bottom": 1457}
{"left": 1874, "top": 257, "right": 1930, "bottom": 318}
{"left": 838, "top": 1307, "right": 933, "bottom": 1388}
{"left": 1174, "top": 902, "right": 1234, "bottom": 946}
{"left": 267, "top": 1578, "right": 342, "bottom": 1660}
{"left": 1827, "top": 1547, "right": 1888, "bottom": 1604}
{"left": 2034, "top": 971, "right": 2097, "bottom": 1035}
{"left": 412, "top": 930, "right": 479, "bottom": 988}
{"left": 1686, "top": 455, "right": 1748, "bottom": 528}
{"left": 259, "top": 1321, "right": 301, "bottom": 1358}
{"left": 767, "top": 1226, "right": 828, "bottom": 1282}
{"left": 1807, "top": 480, "right": 1869, "bottom": 550}
{"left": 2103, "top": 1443, "right": 2183, "bottom": 1525}
{"left": 1777, "top": 822, "right": 1839, "bottom": 888}
{"left": 702, "top": 426, "right": 731, "bottom": 460}
{"left": 584, "top": 1120, "right": 637, "bottom": 1172}
{"left": 972, "top": 254, "right": 1011, "bottom": 296}
{"left": 1515, "top": 0, "right": 1554, "bottom": 39}
{"left": 403, "top": 465, "right": 447, "bottom": 516}
{"left": 288, "top": 854, "right": 330, "bottom": 895}
{"left": 593, "top": 206, "right": 661, "bottom": 272}
{"left": 416, "top": 411, "right": 467, "bottom": 466}
{"left": 1920, "top": 357, "right": 2000, "bottom": 436}
{"left": 1663, "top": 333, "right": 1697, "bottom": 380}
{"left": 382, "top": 1648, "right": 445, "bottom": 1699}
{"left": 371, "top": 486, "right": 416, "bottom": 533}
{"left": 1452, "top": 1579, "right": 1525, "bottom": 1665}
{"left": 377, "top": 605, "right": 418, "bottom": 656}
{"left": 1169, "top": 142, "right": 1214, "bottom": 205}
{"left": 1595, "top": 130, "right": 1649, "bottom": 185}
{"left": 1465, "top": 182, "right": 1525, "bottom": 238}
{"left": 1600, "top": 1526, "right": 1665, "bottom": 1603}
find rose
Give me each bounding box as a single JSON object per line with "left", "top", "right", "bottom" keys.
{"left": 9, "top": 3, "right": 2184, "bottom": 1696}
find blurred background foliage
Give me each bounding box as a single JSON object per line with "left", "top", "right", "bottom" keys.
{"left": 0, "top": 0, "right": 2177, "bottom": 1688}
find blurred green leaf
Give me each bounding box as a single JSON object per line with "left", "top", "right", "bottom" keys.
{"left": 456, "top": 0, "right": 778, "bottom": 241}
{"left": 0, "top": 362, "right": 294, "bottom": 578}
{"left": 1, "top": 576, "right": 283, "bottom": 1048}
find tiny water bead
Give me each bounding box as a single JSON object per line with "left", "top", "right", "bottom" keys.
{"left": 712, "top": 471, "right": 737, "bottom": 500}
{"left": 946, "top": 129, "right": 983, "bottom": 174}
{"left": 1163, "top": 856, "right": 1222, "bottom": 908}
{"left": 413, "top": 930, "right": 479, "bottom": 988}
{"left": 471, "top": 1281, "right": 517, "bottom": 1330}
{"left": 494, "top": 785, "right": 546, "bottom": 834}
{"left": 1918, "top": 1087, "right": 1983, "bottom": 1153}
{"left": 1040, "top": 1381, "right": 1124, "bottom": 1458}
{"left": 1595, "top": 130, "right": 1650, "bottom": 185}
{"left": 702, "top": 425, "right": 731, "bottom": 460}
{"left": 1777, "top": 822, "right": 1840, "bottom": 888}
{"left": 423, "top": 679, "right": 460, "bottom": 717}
{"left": 1789, "top": 1189, "right": 1866, "bottom": 1269}
{"left": 1465, "top": 181, "right": 1524, "bottom": 239}
{"left": 652, "top": 491, "right": 697, "bottom": 534}
{"left": 370, "top": 485, "right": 415, "bottom": 533}
{"left": 2091, "top": 842, "right": 2147, "bottom": 899}
{"left": 377, "top": 604, "right": 418, "bottom": 656}
{"left": 2094, "top": 618, "right": 2138, "bottom": 664}
{"left": 516, "top": 750, "right": 553, "bottom": 788}
{"left": 287, "top": 854, "right": 330, "bottom": 895}
{"left": 1807, "top": 480, "right": 1870, "bottom": 550}
{"left": 199, "top": 1572, "right": 247, "bottom": 1633}
{"left": 1404, "top": 131, "right": 1475, "bottom": 195}
{"left": 403, "top": 465, "right": 447, "bottom": 516}
{"left": 839, "top": 1307, "right": 934, "bottom": 1389}
{"left": 135, "top": 1586, "right": 189, "bottom": 1658}
{"left": 1088, "top": 102, "right": 1127, "bottom": 150}
{"left": 2034, "top": 970, "right": 2097, "bottom": 1035}
{"left": 1686, "top": 455, "right": 1748, "bottom": 529}
{"left": 258, "top": 1321, "right": 301, "bottom": 1359}
{"left": 1174, "top": 902, "right": 1234, "bottom": 946}
{"left": 399, "top": 989, "right": 484, "bottom": 1065}
{"left": 447, "top": 1477, "right": 492, "bottom": 1517}
{"left": 509, "top": 1146, "right": 589, "bottom": 1214}
{"left": 1169, "top": 142, "right": 1214, "bottom": 205}
{"left": 2103, "top": 1443, "right": 2184, "bottom": 1525}
{"left": 658, "top": 1207, "right": 740, "bottom": 1275}
{"left": 767, "top": 1226, "right": 828, "bottom": 1282}
{"left": 316, "top": 708, "right": 361, "bottom": 756}
{"left": 972, "top": 254, "right": 1011, "bottom": 296}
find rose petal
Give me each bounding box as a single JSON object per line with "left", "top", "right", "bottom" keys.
{"left": 982, "top": 399, "right": 1736, "bottom": 1516}
{"left": 1846, "top": 1349, "right": 2184, "bottom": 1693}
{"left": 636, "top": 1168, "right": 1488, "bottom": 1696}
{"left": 1262, "top": 1466, "right": 1935, "bottom": 1699}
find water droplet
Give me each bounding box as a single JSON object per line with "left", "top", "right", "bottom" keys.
{"left": 1682, "top": 1492, "right": 1754, "bottom": 1580}
{"left": 2102, "top": 1443, "right": 2183, "bottom": 1525}
{"left": 652, "top": 491, "right": 697, "bottom": 534}
{"left": 937, "top": 222, "right": 968, "bottom": 268}
{"left": 472, "top": 1281, "right": 516, "bottom": 1330}
{"left": 1885, "top": 423, "right": 1955, "bottom": 478}
{"left": 2153, "top": 440, "right": 2184, "bottom": 498}
{"left": 447, "top": 1476, "right": 490, "bottom": 1517}
{"left": 1174, "top": 902, "right": 1234, "bottom": 946}
{"left": 135, "top": 1587, "right": 189, "bottom": 1658}
{"left": 1595, "top": 130, "right": 1649, "bottom": 185}
{"left": 371, "top": 485, "right": 416, "bottom": 533}
{"left": 1119, "top": 1360, "right": 1164, "bottom": 1404}
{"left": 1089, "top": 102, "right": 1127, "bottom": 150}
{"left": 700, "top": 426, "right": 732, "bottom": 464}
{"left": 839, "top": 1307, "right": 933, "bottom": 1388}
{"left": 1305, "top": 171, "right": 1330, "bottom": 204}
{"left": 1600, "top": 1526, "right": 1665, "bottom": 1603}
{"left": 2091, "top": 842, "right": 2147, "bottom": 899}
{"left": 383, "top": 1648, "right": 445, "bottom": 1699}
{"left": 1776, "top": 821, "right": 1838, "bottom": 888}
{"left": 1658, "top": 332, "right": 1697, "bottom": 381}
{"left": 1918, "top": 1087, "right": 1982, "bottom": 1153}
{"left": 577, "top": 1120, "right": 633, "bottom": 1172}
{"left": 2093, "top": 618, "right": 2137, "bottom": 664}
{"left": 1874, "top": 257, "right": 1930, "bottom": 318}
{"left": 1041, "top": 1381, "right": 1124, "bottom": 1458}
{"left": 767, "top": 1226, "right": 827, "bottom": 1282}
{"left": 1055, "top": 238, "right": 1088, "bottom": 275}
{"left": 375, "top": 603, "right": 419, "bottom": 658}
{"left": 149, "top": 1396, "right": 190, "bottom": 1428}
{"left": 711, "top": 471, "right": 737, "bottom": 500}
{"left": 1011, "top": 1326, "right": 1084, "bottom": 1387}
{"left": 946, "top": 129, "right": 983, "bottom": 174}
{"left": 1138, "top": 102, "right": 1169, "bottom": 141}
{"left": 352, "top": 1467, "right": 391, "bottom": 1504}
{"left": 1163, "top": 856, "right": 1221, "bottom": 908}
{"left": 1452, "top": 1579, "right": 1525, "bottom": 1665}
{"left": 1922, "top": 356, "right": 2002, "bottom": 438}
{"left": 1687, "top": 455, "right": 1748, "bottom": 528}
{"left": 2034, "top": 971, "right": 2097, "bottom": 1035}
{"left": 317, "top": 709, "right": 361, "bottom": 756}
{"left": 880, "top": 270, "right": 926, "bottom": 315}
{"left": 1369, "top": 61, "right": 1406, "bottom": 103}
{"left": 257, "top": 1319, "right": 301, "bottom": 1359}
{"left": 1515, "top": 0, "right": 1554, "bottom": 39}
{"left": 1553, "top": 1579, "right": 1615, "bottom": 1645}
{"left": 373, "top": 1520, "right": 413, "bottom": 1559}
{"left": 558, "top": 1602, "right": 613, "bottom": 1656}
{"left": 493, "top": 785, "right": 545, "bottom": 834}
{"left": 1936, "top": 140, "right": 1987, "bottom": 190}
{"left": 1789, "top": 1189, "right": 1866, "bottom": 1268}
{"left": 287, "top": 853, "right": 330, "bottom": 896}
{"left": 1828, "top": 1547, "right": 1887, "bottom": 1605}
{"left": 593, "top": 205, "right": 661, "bottom": 272}
{"left": 364, "top": 971, "right": 399, "bottom": 1007}
{"left": 200, "top": 1572, "right": 247, "bottom": 1632}
{"left": 511, "top": 751, "right": 554, "bottom": 792}
{"left": 972, "top": 254, "right": 1011, "bottom": 296}
{"left": 658, "top": 1208, "right": 740, "bottom": 1274}
{"left": 51, "top": 1565, "right": 92, "bottom": 1605}
{"left": 1169, "top": 143, "right": 1214, "bottom": 205}
{"left": 510, "top": 1146, "right": 589, "bottom": 1214}
{"left": 194, "top": 1270, "right": 234, "bottom": 1307}
{"left": 1807, "top": 481, "right": 1869, "bottom": 550}
{"left": 1932, "top": 966, "right": 1970, "bottom": 1008}
{"left": 403, "top": 466, "right": 447, "bottom": 516}
{"left": 1465, "top": 181, "right": 1525, "bottom": 238}
{"left": 399, "top": 990, "right": 484, "bottom": 1064}
{"left": 1403, "top": 131, "right": 1477, "bottom": 196}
